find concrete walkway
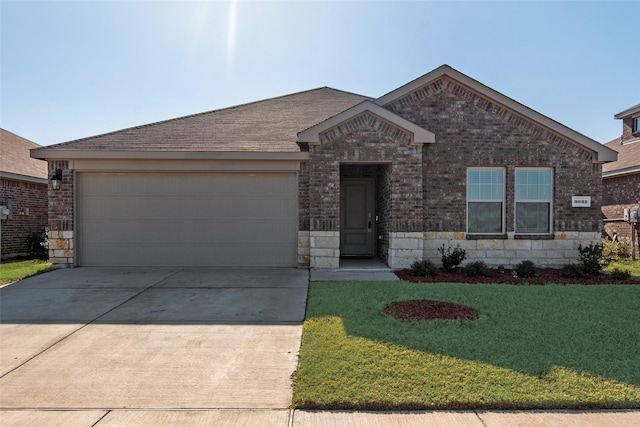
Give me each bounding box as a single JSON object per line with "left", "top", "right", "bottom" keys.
{"left": 1, "top": 267, "right": 639, "bottom": 426}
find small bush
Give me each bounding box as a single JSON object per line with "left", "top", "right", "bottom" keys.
{"left": 438, "top": 244, "right": 466, "bottom": 272}
{"left": 602, "top": 240, "right": 632, "bottom": 265}
{"left": 515, "top": 260, "right": 539, "bottom": 278}
{"left": 610, "top": 268, "right": 631, "bottom": 280}
{"left": 464, "top": 261, "right": 492, "bottom": 277}
{"left": 578, "top": 242, "right": 603, "bottom": 274}
{"left": 410, "top": 259, "right": 438, "bottom": 277}
{"left": 562, "top": 264, "right": 584, "bottom": 278}
{"left": 26, "top": 231, "right": 48, "bottom": 260}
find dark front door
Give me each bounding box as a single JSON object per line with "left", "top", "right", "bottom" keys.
{"left": 340, "top": 178, "right": 375, "bottom": 257}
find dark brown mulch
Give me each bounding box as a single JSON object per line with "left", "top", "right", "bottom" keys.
{"left": 395, "top": 268, "right": 640, "bottom": 285}
{"left": 384, "top": 299, "right": 479, "bottom": 322}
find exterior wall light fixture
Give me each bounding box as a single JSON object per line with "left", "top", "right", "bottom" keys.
{"left": 51, "top": 168, "right": 63, "bottom": 190}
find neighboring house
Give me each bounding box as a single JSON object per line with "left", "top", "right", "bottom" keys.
{"left": 0, "top": 129, "right": 48, "bottom": 259}
{"left": 31, "top": 65, "right": 616, "bottom": 269}
{"left": 602, "top": 103, "right": 640, "bottom": 256}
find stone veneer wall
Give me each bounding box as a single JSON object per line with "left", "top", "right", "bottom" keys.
{"left": 424, "top": 231, "right": 601, "bottom": 268}
{"left": 47, "top": 160, "right": 74, "bottom": 266}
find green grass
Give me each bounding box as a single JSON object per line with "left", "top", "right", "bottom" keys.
{"left": 0, "top": 259, "right": 51, "bottom": 286}
{"left": 604, "top": 259, "right": 640, "bottom": 278}
{"left": 293, "top": 281, "right": 640, "bottom": 410}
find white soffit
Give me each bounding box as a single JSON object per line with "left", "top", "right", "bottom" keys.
{"left": 297, "top": 101, "right": 435, "bottom": 145}
{"left": 375, "top": 65, "right": 617, "bottom": 163}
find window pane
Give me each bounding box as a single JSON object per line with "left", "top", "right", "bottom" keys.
{"left": 468, "top": 202, "right": 503, "bottom": 233}
{"left": 468, "top": 169, "right": 503, "bottom": 200}
{"left": 516, "top": 202, "right": 550, "bottom": 233}
{"left": 516, "top": 169, "right": 551, "bottom": 201}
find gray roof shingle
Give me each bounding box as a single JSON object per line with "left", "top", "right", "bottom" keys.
{"left": 40, "top": 87, "right": 371, "bottom": 153}
{"left": 0, "top": 129, "right": 47, "bottom": 180}
{"left": 603, "top": 138, "right": 640, "bottom": 175}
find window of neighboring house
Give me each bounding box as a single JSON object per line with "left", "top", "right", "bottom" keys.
{"left": 633, "top": 117, "right": 640, "bottom": 133}
{"left": 467, "top": 168, "right": 505, "bottom": 234}
{"left": 515, "top": 168, "right": 553, "bottom": 234}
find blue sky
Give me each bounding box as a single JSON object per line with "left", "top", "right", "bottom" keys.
{"left": 1, "top": 0, "right": 638, "bottom": 146}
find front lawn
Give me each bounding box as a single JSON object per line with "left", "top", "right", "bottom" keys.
{"left": 293, "top": 281, "right": 640, "bottom": 410}
{"left": 0, "top": 259, "right": 51, "bottom": 286}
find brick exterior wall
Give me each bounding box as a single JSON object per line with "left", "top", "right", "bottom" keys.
{"left": 47, "top": 160, "right": 75, "bottom": 266}
{"left": 307, "top": 112, "right": 424, "bottom": 233}
{"left": 0, "top": 178, "right": 48, "bottom": 258}
{"left": 383, "top": 77, "right": 603, "bottom": 236}
{"left": 303, "top": 77, "right": 605, "bottom": 268}
{"left": 603, "top": 173, "right": 640, "bottom": 256}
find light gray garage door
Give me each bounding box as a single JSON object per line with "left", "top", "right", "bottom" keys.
{"left": 77, "top": 172, "right": 298, "bottom": 267}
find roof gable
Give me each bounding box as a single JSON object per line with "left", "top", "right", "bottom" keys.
{"left": 297, "top": 101, "right": 435, "bottom": 145}
{"left": 375, "top": 65, "right": 617, "bottom": 163}
{"left": 0, "top": 129, "right": 47, "bottom": 181}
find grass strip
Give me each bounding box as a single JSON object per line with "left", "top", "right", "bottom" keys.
{"left": 293, "top": 281, "right": 640, "bottom": 410}
{"left": 0, "top": 259, "right": 51, "bottom": 286}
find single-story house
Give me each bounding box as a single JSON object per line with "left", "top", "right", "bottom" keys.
{"left": 602, "top": 103, "right": 640, "bottom": 256}
{"left": 1, "top": 128, "right": 48, "bottom": 259}
{"left": 31, "top": 65, "right": 617, "bottom": 269}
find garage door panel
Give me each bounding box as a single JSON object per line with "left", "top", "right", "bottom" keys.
{"left": 78, "top": 172, "right": 298, "bottom": 267}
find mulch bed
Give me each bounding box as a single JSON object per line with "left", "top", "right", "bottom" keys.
{"left": 395, "top": 268, "right": 640, "bottom": 285}
{"left": 384, "top": 299, "right": 479, "bottom": 322}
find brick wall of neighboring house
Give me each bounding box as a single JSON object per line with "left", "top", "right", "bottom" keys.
{"left": 384, "top": 77, "right": 603, "bottom": 236}
{"left": 603, "top": 173, "right": 640, "bottom": 256}
{"left": 0, "top": 178, "right": 48, "bottom": 258}
{"left": 47, "top": 160, "right": 75, "bottom": 265}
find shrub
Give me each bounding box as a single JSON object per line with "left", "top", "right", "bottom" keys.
{"left": 562, "top": 264, "right": 584, "bottom": 278}
{"left": 410, "top": 259, "right": 438, "bottom": 277}
{"left": 515, "top": 260, "right": 539, "bottom": 278}
{"left": 464, "top": 261, "right": 492, "bottom": 277}
{"left": 610, "top": 268, "right": 631, "bottom": 280}
{"left": 602, "top": 240, "right": 632, "bottom": 265}
{"left": 26, "top": 231, "right": 48, "bottom": 260}
{"left": 438, "top": 244, "right": 466, "bottom": 272}
{"left": 578, "top": 242, "right": 603, "bottom": 274}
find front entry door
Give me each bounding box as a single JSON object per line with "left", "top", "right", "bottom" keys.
{"left": 340, "top": 178, "right": 375, "bottom": 257}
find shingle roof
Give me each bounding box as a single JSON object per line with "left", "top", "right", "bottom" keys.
{"left": 39, "top": 87, "right": 370, "bottom": 153}
{"left": 0, "top": 129, "right": 47, "bottom": 180}
{"left": 603, "top": 138, "right": 640, "bottom": 176}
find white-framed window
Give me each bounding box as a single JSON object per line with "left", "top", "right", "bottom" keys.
{"left": 515, "top": 168, "right": 553, "bottom": 234}
{"left": 467, "top": 168, "right": 505, "bottom": 234}
{"left": 633, "top": 117, "right": 640, "bottom": 133}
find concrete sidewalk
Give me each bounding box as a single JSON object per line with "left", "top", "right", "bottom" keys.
{"left": 2, "top": 409, "right": 639, "bottom": 426}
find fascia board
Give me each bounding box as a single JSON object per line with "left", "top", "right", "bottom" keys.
{"left": 297, "top": 100, "right": 435, "bottom": 144}
{"left": 603, "top": 166, "right": 640, "bottom": 178}
{"left": 374, "top": 65, "right": 617, "bottom": 163}
{"left": 614, "top": 103, "right": 640, "bottom": 119}
{"left": 30, "top": 149, "right": 309, "bottom": 161}
{"left": 0, "top": 171, "right": 48, "bottom": 185}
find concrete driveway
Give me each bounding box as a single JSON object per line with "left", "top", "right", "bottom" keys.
{"left": 0, "top": 267, "right": 307, "bottom": 424}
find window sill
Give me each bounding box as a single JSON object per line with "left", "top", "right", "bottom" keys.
{"left": 466, "top": 234, "right": 508, "bottom": 240}
{"left": 514, "top": 234, "right": 554, "bottom": 240}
